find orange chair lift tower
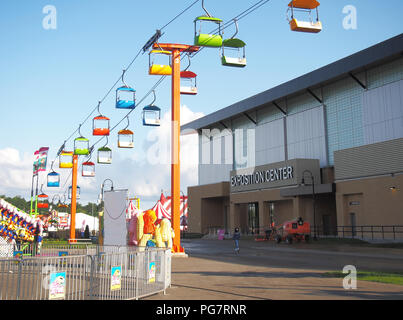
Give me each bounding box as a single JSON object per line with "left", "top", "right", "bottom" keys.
{"left": 152, "top": 42, "right": 199, "bottom": 254}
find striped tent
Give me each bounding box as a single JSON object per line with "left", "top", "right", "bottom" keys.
{"left": 151, "top": 193, "right": 188, "bottom": 230}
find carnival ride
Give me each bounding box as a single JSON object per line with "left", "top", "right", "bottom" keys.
{"left": 9, "top": 0, "right": 323, "bottom": 250}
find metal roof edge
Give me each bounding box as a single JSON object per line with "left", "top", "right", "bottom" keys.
{"left": 181, "top": 33, "right": 403, "bottom": 132}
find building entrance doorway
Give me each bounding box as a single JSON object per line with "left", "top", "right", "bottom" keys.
{"left": 248, "top": 203, "right": 259, "bottom": 234}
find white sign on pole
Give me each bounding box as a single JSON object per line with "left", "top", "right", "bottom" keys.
{"left": 103, "top": 189, "right": 128, "bottom": 246}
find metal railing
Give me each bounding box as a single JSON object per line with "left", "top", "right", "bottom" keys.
{"left": 0, "top": 247, "right": 171, "bottom": 300}
{"left": 249, "top": 225, "right": 403, "bottom": 242}
{"left": 333, "top": 225, "right": 403, "bottom": 241}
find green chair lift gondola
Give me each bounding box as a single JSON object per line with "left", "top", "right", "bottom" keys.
{"left": 194, "top": 0, "right": 223, "bottom": 48}
{"left": 97, "top": 137, "right": 112, "bottom": 164}
{"left": 74, "top": 125, "right": 90, "bottom": 156}
{"left": 221, "top": 19, "right": 246, "bottom": 68}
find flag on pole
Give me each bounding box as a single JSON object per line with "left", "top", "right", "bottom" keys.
{"left": 33, "top": 147, "right": 49, "bottom": 174}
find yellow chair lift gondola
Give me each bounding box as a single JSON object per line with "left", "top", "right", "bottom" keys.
{"left": 180, "top": 54, "right": 198, "bottom": 95}
{"left": 194, "top": 0, "right": 223, "bottom": 48}
{"left": 221, "top": 19, "right": 246, "bottom": 68}
{"left": 118, "top": 116, "right": 134, "bottom": 148}
{"left": 149, "top": 49, "right": 172, "bottom": 76}
{"left": 59, "top": 151, "right": 74, "bottom": 169}
{"left": 287, "top": 0, "right": 322, "bottom": 33}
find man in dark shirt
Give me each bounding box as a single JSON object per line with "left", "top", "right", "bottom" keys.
{"left": 233, "top": 228, "right": 241, "bottom": 253}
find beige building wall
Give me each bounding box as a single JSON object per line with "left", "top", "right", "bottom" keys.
{"left": 336, "top": 174, "right": 403, "bottom": 228}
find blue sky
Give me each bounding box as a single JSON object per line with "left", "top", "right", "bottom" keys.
{"left": 0, "top": 0, "right": 402, "bottom": 209}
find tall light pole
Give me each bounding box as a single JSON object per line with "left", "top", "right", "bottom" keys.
{"left": 301, "top": 169, "right": 317, "bottom": 240}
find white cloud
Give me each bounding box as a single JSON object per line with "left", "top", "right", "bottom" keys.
{"left": 0, "top": 105, "right": 204, "bottom": 211}
{"left": 94, "top": 105, "right": 203, "bottom": 209}
{"left": 0, "top": 148, "right": 33, "bottom": 194}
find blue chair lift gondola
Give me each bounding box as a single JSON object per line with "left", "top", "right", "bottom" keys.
{"left": 68, "top": 185, "right": 80, "bottom": 200}
{"left": 47, "top": 161, "right": 60, "bottom": 188}
{"left": 142, "top": 90, "right": 161, "bottom": 127}
{"left": 116, "top": 69, "right": 136, "bottom": 109}
{"left": 221, "top": 19, "right": 246, "bottom": 68}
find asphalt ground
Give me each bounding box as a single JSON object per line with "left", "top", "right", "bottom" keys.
{"left": 145, "top": 238, "right": 403, "bottom": 300}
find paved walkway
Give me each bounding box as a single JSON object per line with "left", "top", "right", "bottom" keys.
{"left": 146, "top": 238, "right": 403, "bottom": 300}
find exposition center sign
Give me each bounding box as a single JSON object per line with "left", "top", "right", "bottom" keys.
{"left": 230, "top": 159, "right": 321, "bottom": 193}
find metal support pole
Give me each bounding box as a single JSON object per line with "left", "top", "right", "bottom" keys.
{"left": 312, "top": 177, "right": 317, "bottom": 240}
{"left": 34, "top": 173, "right": 39, "bottom": 217}
{"left": 171, "top": 48, "right": 182, "bottom": 253}
{"left": 70, "top": 154, "right": 79, "bottom": 243}
{"left": 152, "top": 43, "right": 199, "bottom": 254}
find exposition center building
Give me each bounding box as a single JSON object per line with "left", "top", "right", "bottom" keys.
{"left": 181, "top": 34, "right": 403, "bottom": 238}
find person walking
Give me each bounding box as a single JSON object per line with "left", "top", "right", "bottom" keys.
{"left": 233, "top": 227, "right": 241, "bottom": 254}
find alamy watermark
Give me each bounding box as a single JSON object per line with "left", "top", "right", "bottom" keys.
{"left": 343, "top": 265, "right": 357, "bottom": 290}
{"left": 42, "top": 5, "right": 57, "bottom": 30}
{"left": 343, "top": 5, "right": 358, "bottom": 30}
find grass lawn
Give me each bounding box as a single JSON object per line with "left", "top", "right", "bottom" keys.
{"left": 323, "top": 271, "right": 403, "bottom": 286}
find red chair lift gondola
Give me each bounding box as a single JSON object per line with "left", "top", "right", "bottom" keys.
{"left": 93, "top": 101, "right": 110, "bottom": 136}
{"left": 287, "top": 0, "right": 322, "bottom": 33}
{"left": 180, "top": 55, "right": 198, "bottom": 95}
{"left": 37, "top": 185, "right": 49, "bottom": 209}
{"left": 82, "top": 161, "right": 95, "bottom": 177}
